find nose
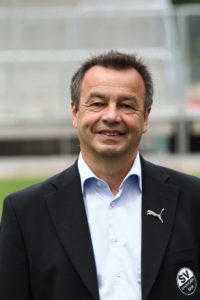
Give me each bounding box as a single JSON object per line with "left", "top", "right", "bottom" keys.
{"left": 102, "top": 104, "right": 121, "bottom": 124}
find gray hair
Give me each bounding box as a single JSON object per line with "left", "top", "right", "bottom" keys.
{"left": 70, "top": 50, "right": 153, "bottom": 111}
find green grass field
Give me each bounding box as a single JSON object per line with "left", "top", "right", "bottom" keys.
{"left": 0, "top": 174, "right": 200, "bottom": 219}
{"left": 0, "top": 178, "right": 45, "bottom": 219}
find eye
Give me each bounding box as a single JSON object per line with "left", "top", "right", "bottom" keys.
{"left": 88, "top": 101, "right": 106, "bottom": 111}
{"left": 120, "top": 103, "right": 134, "bottom": 110}
{"left": 90, "top": 102, "right": 105, "bottom": 108}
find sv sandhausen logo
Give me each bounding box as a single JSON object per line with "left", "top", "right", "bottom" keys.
{"left": 176, "top": 267, "right": 197, "bottom": 296}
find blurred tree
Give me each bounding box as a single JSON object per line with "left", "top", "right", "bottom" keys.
{"left": 172, "top": 0, "right": 200, "bottom": 4}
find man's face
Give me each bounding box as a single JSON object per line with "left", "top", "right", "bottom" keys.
{"left": 71, "top": 66, "right": 150, "bottom": 160}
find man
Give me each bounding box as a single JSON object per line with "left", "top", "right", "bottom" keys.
{"left": 0, "top": 51, "right": 200, "bottom": 300}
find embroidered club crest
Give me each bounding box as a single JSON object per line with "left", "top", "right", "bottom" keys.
{"left": 176, "top": 267, "right": 197, "bottom": 296}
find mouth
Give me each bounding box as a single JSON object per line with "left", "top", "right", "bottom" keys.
{"left": 98, "top": 131, "right": 124, "bottom": 137}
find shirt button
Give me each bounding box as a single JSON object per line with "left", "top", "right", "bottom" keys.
{"left": 116, "top": 273, "right": 121, "bottom": 278}
{"left": 96, "top": 181, "right": 102, "bottom": 187}
{"left": 110, "top": 201, "right": 115, "bottom": 207}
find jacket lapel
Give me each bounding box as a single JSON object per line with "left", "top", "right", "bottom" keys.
{"left": 44, "top": 158, "right": 179, "bottom": 300}
{"left": 141, "top": 159, "right": 179, "bottom": 300}
{"left": 45, "top": 163, "right": 100, "bottom": 300}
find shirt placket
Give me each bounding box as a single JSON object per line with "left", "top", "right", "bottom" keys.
{"left": 108, "top": 191, "right": 124, "bottom": 300}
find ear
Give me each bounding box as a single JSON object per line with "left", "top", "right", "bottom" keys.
{"left": 71, "top": 101, "right": 78, "bottom": 128}
{"left": 143, "top": 107, "right": 151, "bottom": 134}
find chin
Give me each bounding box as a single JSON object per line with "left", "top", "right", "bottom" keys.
{"left": 95, "top": 148, "right": 126, "bottom": 158}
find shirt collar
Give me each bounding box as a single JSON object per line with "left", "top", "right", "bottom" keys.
{"left": 78, "top": 152, "right": 142, "bottom": 194}
{"left": 121, "top": 153, "right": 142, "bottom": 191}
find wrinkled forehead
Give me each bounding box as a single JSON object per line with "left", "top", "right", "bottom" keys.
{"left": 80, "top": 66, "right": 146, "bottom": 100}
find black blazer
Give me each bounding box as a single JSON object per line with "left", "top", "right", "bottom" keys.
{"left": 0, "top": 158, "right": 200, "bottom": 300}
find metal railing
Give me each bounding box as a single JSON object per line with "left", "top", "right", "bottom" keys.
{"left": 0, "top": 1, "right": 199, "bottom": 153}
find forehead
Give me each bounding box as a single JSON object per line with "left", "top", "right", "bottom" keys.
{"left": 80, "top": 66, "right": 145, "bottom": 96}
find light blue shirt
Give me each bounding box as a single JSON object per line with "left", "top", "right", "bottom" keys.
{"left": 78, "top": 153, "right": 142, "bottom": 300}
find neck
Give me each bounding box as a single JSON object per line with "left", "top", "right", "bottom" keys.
{"left": 81, "top": 152, "right": 138, "bottom": 195}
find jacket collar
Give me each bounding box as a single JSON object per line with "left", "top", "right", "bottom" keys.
{"left": 46, "top": 158, "right": 179, "bottom": 300}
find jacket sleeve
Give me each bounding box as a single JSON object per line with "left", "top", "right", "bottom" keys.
{"left": 0, "top": 196, "right": 32, "bottom": 300}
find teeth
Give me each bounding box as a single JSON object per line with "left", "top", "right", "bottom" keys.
{"left": 103, "top": 132, "right": 119, "bottom": 136}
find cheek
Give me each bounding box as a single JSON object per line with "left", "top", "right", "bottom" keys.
{"left": 74, "top": 115, "right": 93, "bottom": 133}
{"left": 81, "top": 112, "right": 101, "bottom": 126}
{"left": 124, "top": 114, "right": 140, "bottom": 128}
{"left": 125, "top": 115, "right": 147, "bottom": 133}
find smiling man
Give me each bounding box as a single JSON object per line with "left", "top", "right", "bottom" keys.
{"left": 71, "top": 65, "right": 150, "bottom": 195}
{"left": 0, "top": 51, "right": 200, "bottom": 300}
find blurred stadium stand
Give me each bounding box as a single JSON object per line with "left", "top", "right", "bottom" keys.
{"left": 0, "top": 0, "right": 199, "bottom": 157}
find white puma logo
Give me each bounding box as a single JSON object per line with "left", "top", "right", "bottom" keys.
{"left": 147, "top": 208, "right": 165, "bottom": 223}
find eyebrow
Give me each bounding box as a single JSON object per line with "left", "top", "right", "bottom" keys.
{"left": 86, "top": 92, "right": 139, "bottom": 105}
{"left": 87, "top": 92, "right": 107, "bottom": 101}
{"left": 120, "top": 95, "right": 138, "bottom": 102}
